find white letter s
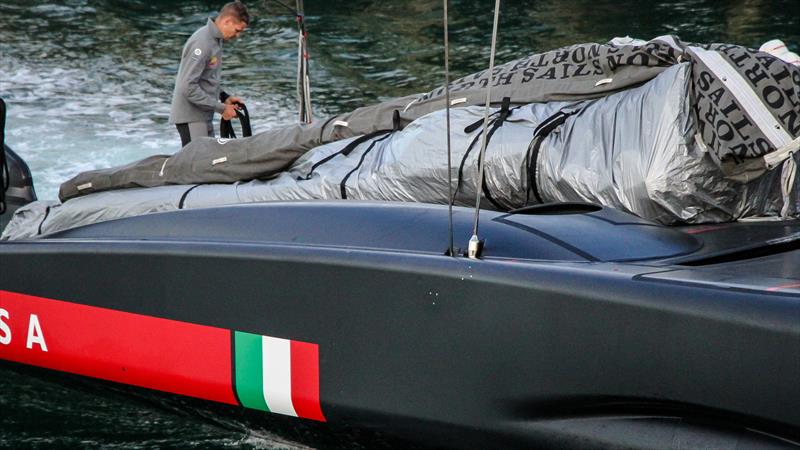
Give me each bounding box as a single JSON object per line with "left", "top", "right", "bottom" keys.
{"left": 0, "top": 308, "right": 10, "bottom": 345}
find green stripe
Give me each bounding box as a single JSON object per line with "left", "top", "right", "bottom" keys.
{"left": 234, "top": 331, "right": 269, "bottom": 411}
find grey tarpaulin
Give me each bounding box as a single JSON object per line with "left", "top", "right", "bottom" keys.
{"left": 4, "top": 61, "right": 798, "bottom": 240}
{"left": 60, "top": 35, "right": 800, "bottom": 202}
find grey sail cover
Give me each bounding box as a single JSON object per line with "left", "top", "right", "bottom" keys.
{"left": 4, "top": 61, "right": 798, "bottom": 240}
{"left": 57, "top": 35, "right": 800, "bottom": 202}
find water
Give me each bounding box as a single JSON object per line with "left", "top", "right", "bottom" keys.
{"left": 0, "top": 362, "right": 421, "bottom": 449}
{"left": 1, "top": 0, "right": 799, "bottom": 447}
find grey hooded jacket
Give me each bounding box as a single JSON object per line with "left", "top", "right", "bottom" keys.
{"left": 169, "top": 18, "right": 226, "bottom": 124}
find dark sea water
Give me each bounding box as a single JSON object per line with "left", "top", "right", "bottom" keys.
{"left": 1, "top": 0, "right": 800, "bottom": 448}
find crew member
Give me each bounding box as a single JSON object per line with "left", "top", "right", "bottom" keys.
{"left": 169, "top": 1, "right": 250, "bottom": 147}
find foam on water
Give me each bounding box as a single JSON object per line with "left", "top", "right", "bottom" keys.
{"left": 6, "top": 85, "right": 299, "bottom": 199}
{"left": 1, "top": 0, "right": 304, "bottom": 201}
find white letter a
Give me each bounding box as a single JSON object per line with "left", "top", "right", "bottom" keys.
{"left": 26, "top": 314, "right": 48, "bottom": 352}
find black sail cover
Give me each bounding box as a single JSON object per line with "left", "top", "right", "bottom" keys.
{"left": 4, "top": 35, "right": 800, "bottom": 239}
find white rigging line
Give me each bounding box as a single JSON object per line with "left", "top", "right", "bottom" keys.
{"left": 443, "top": 0, "right": 455, "bottom": 257}
{"left": 468, "top": 0, "right": 502, "bottom": 259}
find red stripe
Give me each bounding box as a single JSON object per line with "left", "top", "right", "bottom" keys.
{"left": 0, "top": 290, "right": 237, "bottom": 405}
{"left": 290, "top": 340, "right": 326, "bottom": 421}
{"left": 684, "top": 225, "right": 729, "bottom": 234}
{"left": 767, "top": 282, "right": 800, "bottom": 292}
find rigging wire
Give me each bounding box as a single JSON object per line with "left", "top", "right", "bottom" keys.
{"left": 468, "top": 0, "right": 502, "bottom": 259}
{"left": 265, "top": 0, "right": 312, "bottom": 123}
{"left": 296, "top": 0, "right": 312, "bottom": 123}
{"left": 268, "top": 0, "right": 298, "bottom": 14}
{"left": 443, "top": 0, "right": 455, "bottom": 257}
{"left": 0, "top": 98, "right": 7, "bottom": 215}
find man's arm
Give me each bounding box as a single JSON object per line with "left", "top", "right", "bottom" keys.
{"left": 179, "top": 47, "right": 225, "bottom": 114}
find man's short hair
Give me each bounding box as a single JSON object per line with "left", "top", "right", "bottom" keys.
{"left": 219, "top": 1, "right": 250, "bottom": 25}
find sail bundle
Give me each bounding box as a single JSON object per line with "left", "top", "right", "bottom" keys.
{"left": 4, "top": 36, "right": 800, "bottom": 239}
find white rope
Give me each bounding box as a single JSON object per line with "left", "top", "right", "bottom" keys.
{"left": 468, "top": 0, "right": 502, "bottom": 259}
{"left": 443, "top": 0, "right": 455, "bottom": 256}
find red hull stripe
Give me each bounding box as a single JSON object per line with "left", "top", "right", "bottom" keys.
{"left": 290, "top": 340, "right": 326, "bottom": 421}
{"left": 0, "top": 290, "right": 237, "bottom": 405}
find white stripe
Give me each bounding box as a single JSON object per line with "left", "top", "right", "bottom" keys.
{"left": 402, "top": 97, "right": 419, "bottom": 112}
{"left": 261, "top": 336, "right": 297, "bottom": 417}
{"left": 690, "top": 47, "right": 793, "bottom": 148}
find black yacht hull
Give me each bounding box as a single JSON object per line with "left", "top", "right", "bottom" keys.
{"left": 2, "top": 202, "right": 800, "bottom": 448}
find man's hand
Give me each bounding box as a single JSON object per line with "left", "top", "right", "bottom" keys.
{"left": 224, "top": 96, "right": 242, "bottom": 106}
{"left": 222, "top": 103, "right": 238, "bottom": 120}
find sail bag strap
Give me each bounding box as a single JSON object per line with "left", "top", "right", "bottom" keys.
{"left": 526, "top": 108, "right": 583, "bottom": 204}
{"left": 339, "top": 111, "right": 401, "bottom": 198}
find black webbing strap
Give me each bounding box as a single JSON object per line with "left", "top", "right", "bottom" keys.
{"left": 37, "top": 205, "right": 51, "bottom": 236}
{"left": 480, "top": 98, "right": 512, "bottom": 210}
{"left": 463, "top": 110, "right": 501, "bottom": 134}
{"left": 220, "top": 103, "right": 252, "bottom": 139}
{"left": 299, "top": 131, "right": 389, "bottom": 180}
{"left": 452, "top": 97, "right": 513, "bottom": 209}
{"left": 300, "top": 124, "right": 397, "bottom": 181}
{"left": 178, "top": 184, "right": 203, "bottom": 209}
{"left": 339, "top": 133, "right": 393, "bottom": 199}
{"left": 339, "top": 111, "right": 401, "bottom": 198}
{"left": 481, "top": 169, "right": 503, "bottom": 210}
{"left": 318, "top": 115, "right": 340, "bottom": 142}
{"left": 526, "top": 108, "right": 583, "bottom": 204}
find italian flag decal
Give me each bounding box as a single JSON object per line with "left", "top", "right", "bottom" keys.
{"left": 234, "top": 332, "right": 325, "bottom": 421}
{"left": 0, "top": 290, "right": 325, "bottom": 422}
